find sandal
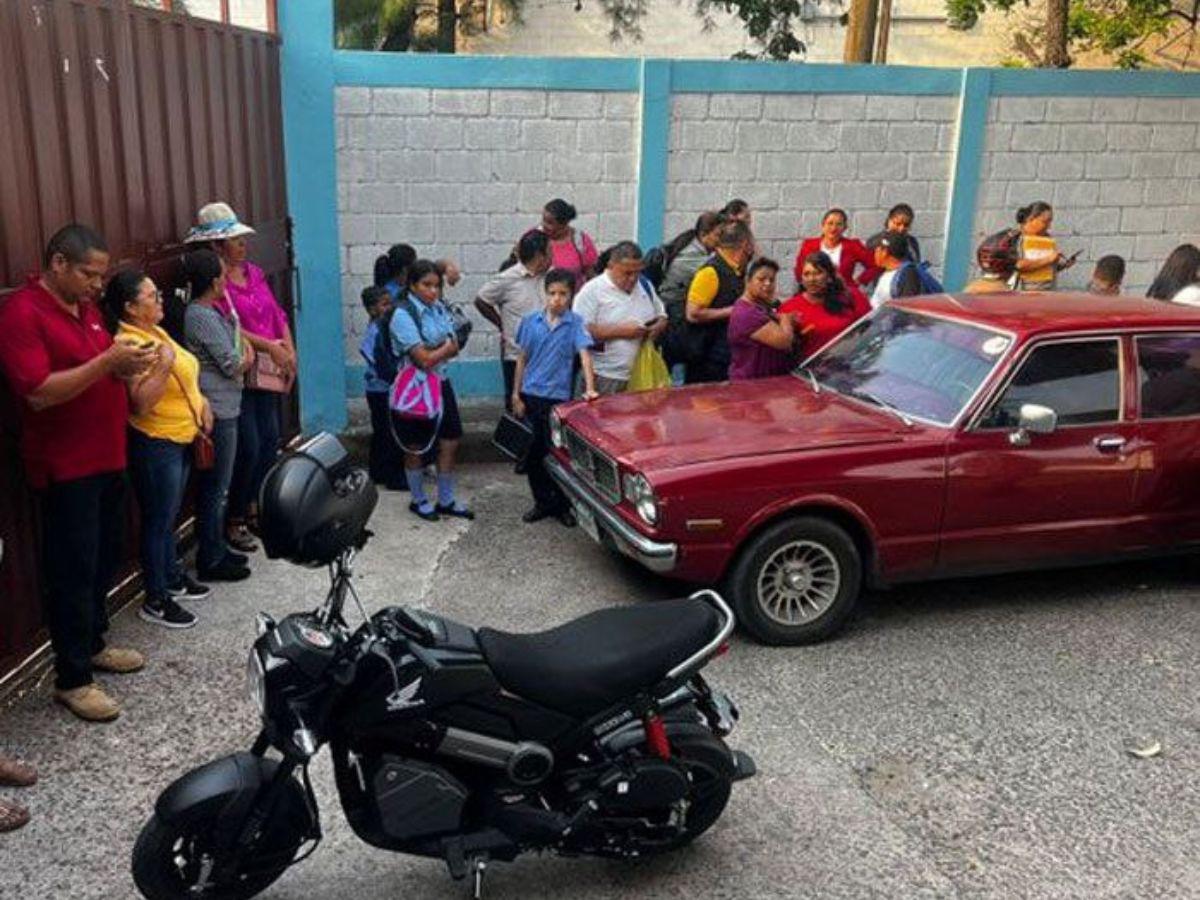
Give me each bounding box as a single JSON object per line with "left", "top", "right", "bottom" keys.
{"left": 0, "top": 756, "right": 37, "bottom": 788}
{"left": 436, "top": 503, "right": 476, "bottom": 521}
{"left": 0, "top": 799, "right": 29, "bottom": 832}
{"left": 409, "top": 501, "right": 440, "bottom": 522}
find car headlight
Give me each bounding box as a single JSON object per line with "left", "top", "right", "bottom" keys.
{"left": 550, "top": 410, "right": 564, "bottom": 448}
{"left": 247, "top": 648, "right": 267, "bottom": 717}
{"left": 623, "top": 472, "right": 659, "bottom": 526}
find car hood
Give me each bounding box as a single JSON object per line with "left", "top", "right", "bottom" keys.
{"left": 559, "top": 376, "right": 911, "bottom": 470}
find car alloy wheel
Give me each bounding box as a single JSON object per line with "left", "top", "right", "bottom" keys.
{"left": 756, "top": 540, "right": 841, "bottom": 626}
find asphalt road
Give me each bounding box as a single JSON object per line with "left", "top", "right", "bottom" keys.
{"left": 2, "top": 463, "right": 1198, "bottom": 899}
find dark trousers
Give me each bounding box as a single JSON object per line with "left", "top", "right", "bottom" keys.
{"left": 128, "top": 430, "right": 189, "bottom": 599}
{"left": 502, "top": 358, "right": 517, "bottom": 412}
{"left": 230, "top": 389, "right": 281, "bottom": 519}
{"left": 196, "top": 417, "right": 238, "bottom": 570}
{"left": 40, "top": 472, "right": 126, "bottom": 690}
{"left": 684, "top": 354, "right": 730, "bottom": 385}
{"left": 522, "top": 394, "right": 568, "bottom": 513}
{"left": 366, "top": 390, "right": 405, "bottom": 486}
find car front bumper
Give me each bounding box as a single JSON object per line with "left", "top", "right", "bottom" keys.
{"left": 546, "top": 456, "right": 679, "bottom": 574}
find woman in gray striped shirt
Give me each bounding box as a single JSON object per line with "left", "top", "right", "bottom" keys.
{"left": 183, "top": 249, "right": 255, "bottom": 582}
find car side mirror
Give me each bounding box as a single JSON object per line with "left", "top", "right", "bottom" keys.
{"left": 1009, "top": 403, "right": 1057, "bottom": 446}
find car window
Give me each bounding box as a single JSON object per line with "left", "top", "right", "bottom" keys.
{"left": 980, "top": 339, "right": 1121, "bottom": 428}
{"left": 804, "top": 307, "right": 1007, "bottom": 426}
{"left": 1137, "top": 334, "right": 1200, "bottom": 419}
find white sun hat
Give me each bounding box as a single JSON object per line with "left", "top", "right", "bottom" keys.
{"left": 184, "top": 201, "right": 256, "bottom": 243}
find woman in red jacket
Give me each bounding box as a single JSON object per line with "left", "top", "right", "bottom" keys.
{"left": 780, "top": 251, "right": 871, "bottom": 358}
{"left": 794, "top": 208, "right": 879, "bottom": 289}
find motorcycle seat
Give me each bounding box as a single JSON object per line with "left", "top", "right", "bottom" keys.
{"left": 476, "top": 597, "right": 720, "bottom": 718}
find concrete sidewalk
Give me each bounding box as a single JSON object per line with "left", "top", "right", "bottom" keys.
{"left": 3, "top": 461, "right": 1200, "bottom": 900}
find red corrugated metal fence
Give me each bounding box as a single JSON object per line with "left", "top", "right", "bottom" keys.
{"left": 0, "top": 0, "right": 293, "bottom": 684}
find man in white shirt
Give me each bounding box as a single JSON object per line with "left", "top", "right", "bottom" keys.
{"left": 573, "top": 242, "right": 667, "bottom": 395}
{"left": 474, "top": 230, "right": 551, "bottom": 406}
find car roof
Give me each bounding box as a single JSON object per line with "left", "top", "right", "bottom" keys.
{"left": 898, "top": 292, "right": 1200, "bottom": 337}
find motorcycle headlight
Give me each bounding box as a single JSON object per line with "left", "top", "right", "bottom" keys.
{"left": 550, "top": 410, "right": 564, "bottom": 449}
{"left": 623, "top": 472, "right": 659, "bottom": 526}
{"left": 246, "top": 648, "right": 267, "bottom": 717}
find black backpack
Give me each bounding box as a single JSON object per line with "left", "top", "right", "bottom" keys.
{"left": 372, "top": 307, "right": 403, "bottom": 385}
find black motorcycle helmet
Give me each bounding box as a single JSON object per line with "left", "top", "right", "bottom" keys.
{"left": 258, "top": 433, "right": 378, "bottom": 567}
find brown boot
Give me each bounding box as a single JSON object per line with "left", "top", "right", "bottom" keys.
{"left": 54, "top": 683, "right": 120, "bottom": 723}
{"left": 0, "top": 799, "right": 29, "bottom": 832}
{"left": 91, "top": 647, "right": 146, "bottom": 674}
{"left": 0, "top": 756, "right": 37, "bottom": 788}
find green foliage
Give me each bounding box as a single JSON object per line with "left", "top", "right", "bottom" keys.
{"left": 335, "top": 0, "right": 420, "bottom": 50}
{"left": 945, "top": 0, "right": 1183, "bottom": 67}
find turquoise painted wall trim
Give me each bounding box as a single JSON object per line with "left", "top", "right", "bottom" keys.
{"left": 635, "top": 60, "right": 671, "bottom": 250}
{"left": 990, "top": 68, "right": 1200, "bottom": 97}
{"left": 941, "top": 68, "right": 992, "bottom": 292}
{"left": 345, "top": 361, "right": 504, "bottom": 399}
{"left": 280, "top": 1, "right": 346, "bottom": 432}
{"left": 334, "top": 52, "right": 641, "bottom": 91}
{"left": 668, "top": 60, "right": 960, "bottom": 95}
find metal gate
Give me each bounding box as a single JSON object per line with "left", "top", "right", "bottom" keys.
{"left": 0, "top": 0, "right": 292, "bottom": 685}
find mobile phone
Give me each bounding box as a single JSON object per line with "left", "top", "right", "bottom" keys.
{"left": 644, "top": 315, "right": 664, "bottom": 327}
{"left": 1066, "top": 250, "right": 1082, "bottom": 263}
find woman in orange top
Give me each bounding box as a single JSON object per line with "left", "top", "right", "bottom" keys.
{"left": 780, "top": 251, "right": 872, "bottom": 358}
{"left": 1013, "top": 201, "right": 1076, "bottom": 291}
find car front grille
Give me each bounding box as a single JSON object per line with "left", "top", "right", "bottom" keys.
{"left": 565, "top": 428, "right": 621, "bottom": 505}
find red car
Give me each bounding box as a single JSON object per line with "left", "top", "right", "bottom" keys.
{"left": 547, "top": 293, "right": 1200, "bottom": 645}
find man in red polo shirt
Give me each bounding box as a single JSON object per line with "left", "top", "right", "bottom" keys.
{"left": 0, "top": 224, "right": 156, "bottom": 722}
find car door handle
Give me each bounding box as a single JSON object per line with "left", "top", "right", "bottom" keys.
{"left": 1094, "top": 436, "right": 1127, "bottom": 454}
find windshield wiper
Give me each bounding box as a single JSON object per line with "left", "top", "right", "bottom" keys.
{"left": 852, "top": 389, "right": 913, "bottom": 427}
{"left": 804, "top": 368, "right": 820, "bottom": 394}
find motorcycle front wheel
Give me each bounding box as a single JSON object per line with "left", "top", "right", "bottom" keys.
{"left": 131, "top": 788, "right": 309, "bottom": 900}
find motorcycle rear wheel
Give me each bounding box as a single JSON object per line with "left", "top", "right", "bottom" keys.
{"left": 659, "top": 729, "right": 735, "bottom": 850}
{"left": 131, "top": 799, "right": 307, "bottom": 900}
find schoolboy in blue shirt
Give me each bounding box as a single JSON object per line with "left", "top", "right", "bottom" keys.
{"left": 511, "top": 268, "right": 598, "bottom": 526}
{"left": 358, "top": 286, "right": 406, "bottom": 490}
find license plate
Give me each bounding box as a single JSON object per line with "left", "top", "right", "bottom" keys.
{"left": 573, "top": 501, "right": 601, "bottom": 544}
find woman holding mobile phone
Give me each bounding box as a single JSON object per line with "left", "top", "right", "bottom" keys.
{"left": 1013, "top": 201, "right": 1076, "bottom": 291}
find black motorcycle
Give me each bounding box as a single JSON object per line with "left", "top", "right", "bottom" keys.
{"left": 132, "top": 434, "right": 756, "bottom": 899}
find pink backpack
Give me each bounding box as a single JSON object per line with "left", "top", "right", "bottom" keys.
{"left": 387, "top": 300, "right": 445, "bottom": 454}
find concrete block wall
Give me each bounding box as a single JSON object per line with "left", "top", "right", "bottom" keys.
{"left": 664, "top": 92, "right": 958, "bottom": 295}
{"left": 335, "top": 86, "right": 638, "bottom": 366}
{"left": 973, "top": 95, "right": 1200, "bottom": 293}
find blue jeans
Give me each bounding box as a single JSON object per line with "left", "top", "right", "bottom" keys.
{"left": 129, "top": 430, "right": 189, "bottom": 599}
{"left": 230, "top": 389, "right": 281, "bottom": 519}
{"left": 196, "top": 417, "right": 238, "bottom": 570}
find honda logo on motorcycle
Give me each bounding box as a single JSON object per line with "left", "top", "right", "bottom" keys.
{"left": 386, "top": 677, "right": 425, "bottom": 712}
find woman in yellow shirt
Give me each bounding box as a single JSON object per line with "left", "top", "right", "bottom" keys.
{"left": 1013, "top": 201, "right": 1076, "bottom": 291}
{"left": 102, "top": 270, "right": 212, "bottom": 629}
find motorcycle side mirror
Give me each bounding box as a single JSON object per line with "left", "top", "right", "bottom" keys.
{"left": 255, "top": 612, "right": 277, "bottom": 637}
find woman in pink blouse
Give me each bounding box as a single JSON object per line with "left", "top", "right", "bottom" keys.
{"left": 185, "top": 202, "right": 295, "bottom": 551}
{"left": 540, "top": 198, "right": 598, "bottom": 281}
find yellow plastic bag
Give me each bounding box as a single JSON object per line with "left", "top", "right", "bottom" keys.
{"left": 626, "top": 341, "right": 671, "bottom": 393}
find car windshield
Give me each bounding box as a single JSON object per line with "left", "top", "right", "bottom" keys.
{"left": 800, "top": 307, "right": 1010, "bottom": 426}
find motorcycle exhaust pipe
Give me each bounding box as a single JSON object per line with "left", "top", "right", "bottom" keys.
{"left": 437, "top": 727, "right": 554, "bottom": 786}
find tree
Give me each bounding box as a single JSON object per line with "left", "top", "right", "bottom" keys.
{"left": 945, "top": 0, "right": 1195, "bottom": 68}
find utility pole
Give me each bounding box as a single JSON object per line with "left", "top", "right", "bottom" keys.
{"left": 843, "top": 0, "right": 879, "bottom": 63}
{"left": 874, "top": 0, "right": 894, "bottom": 63}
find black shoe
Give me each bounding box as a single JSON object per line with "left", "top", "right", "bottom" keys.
{"left": 139, "top": 596, "right": 197, "bottom": 629}
{"left": 522, "top": 506, "right": 553, "bottom": 524}
{"left": 197, "top": 560, "right": 252, "bottom": 582}
{"left": 556, "top": 508, "right": 577, "bottom": 528}
{"left": 223, "top": 549, "right": 249, "bottom": 566}
{"left": 168, "top": 574, "right": 211, "bottom": 601}
{"left": 409, "top": 501, "right": 440, "bottom": 522}
{"left": 436, "top": 503, "right": 476, "bottom": 521}
{"left": 384, "top": 481, "right": 409, "bottom": 492}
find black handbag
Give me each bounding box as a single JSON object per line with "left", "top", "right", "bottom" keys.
{"left": 492, "top": 413, "right": 533, "bottom": 463}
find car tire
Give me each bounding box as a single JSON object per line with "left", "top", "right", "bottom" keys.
{"left": 727, "top": 516, "right": 862, "bottom": 645}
